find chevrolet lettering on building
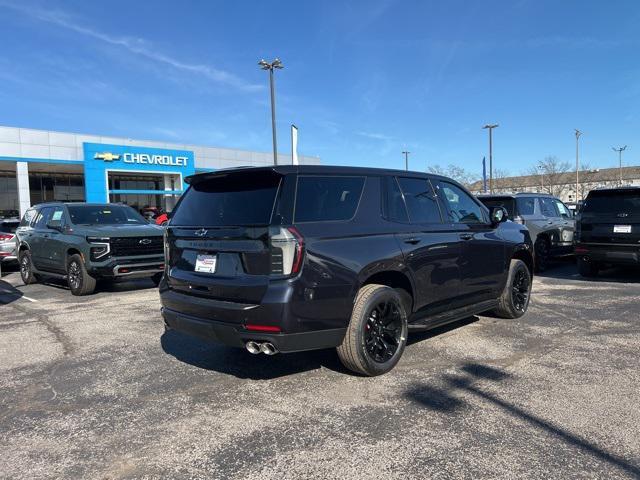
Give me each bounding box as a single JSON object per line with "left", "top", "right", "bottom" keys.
{"left": 123, "top": 153, "right": 188, "bottom": 167}
{"left": 95, "top": 151, "right": 188, "bottom": 167}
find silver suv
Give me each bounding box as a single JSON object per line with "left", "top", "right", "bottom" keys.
{"left": 478, "top": 193, "right": 575, "bottom": 271}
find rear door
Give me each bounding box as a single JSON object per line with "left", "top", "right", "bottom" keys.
{"left": 166, "top": 171, "right": 286, "bottom": 308}
{"left": 391, "top": 176, "right": 464, "bottom": 313}
{"left": 435, "top": 180, "right": 505, "bottom": 303}
{"left": 579, "top": 189, "right": 640, "bottom": 245}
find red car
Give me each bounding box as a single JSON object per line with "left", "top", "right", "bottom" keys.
{"left": 155, "top": 213, "right": 169, "bottom": 226}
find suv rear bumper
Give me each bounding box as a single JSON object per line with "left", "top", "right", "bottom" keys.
{"left": 161, "top": 306, "right": 346, "bottom": 353}
{"left": 575, "top": 243, "right": 640, "bottom": 265}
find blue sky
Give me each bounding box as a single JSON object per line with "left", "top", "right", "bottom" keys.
{"left": 1, "top": 0, "right": 639, "bottom": 177}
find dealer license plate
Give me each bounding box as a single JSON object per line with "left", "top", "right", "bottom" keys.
{"left": 195, "top": 254, "right": 217, "bottom": 273}
{"left": 613, "top": 225, "right": 632, "bottom": 234}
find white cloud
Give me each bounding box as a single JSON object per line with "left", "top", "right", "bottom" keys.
{"left": 1, "top": 1, "right": 263, "bottom": 92}
{"left": 356, "top": 131, "right": 395, "bottom": 141}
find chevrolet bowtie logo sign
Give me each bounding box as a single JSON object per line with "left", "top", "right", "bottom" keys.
{"left": 94, "top": 152, "right": 121, "bottom": 162}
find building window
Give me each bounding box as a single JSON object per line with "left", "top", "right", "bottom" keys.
{"left": 0, "top": 171, "right": 19, "bottom": 217}
{"left": 29, "top": 172, "right": 85, "bottom": 205}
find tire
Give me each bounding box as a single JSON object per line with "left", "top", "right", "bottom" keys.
{"left": 66, "top": 254, "right": 96, "bottom": 296}
{"left": 492, "top": 259, "right": 532, "bottom": 319}
{"left": 19, "top": 250, "right": 39, "bottom": 285}
{"left": 577, "top": 257, "right": 598, "bottom": 277}
{"left": 151, "top": 273, "right": 163, "bottom": 286}
{"left": 337, "top": 284, "right": 408, "bottom": 376}
{"left": 534, "top": 237, "right": 550, "bottom": 272}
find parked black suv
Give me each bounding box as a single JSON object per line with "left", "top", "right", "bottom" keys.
{"left": 16, "top": 203, "right": 165, "bottom": 295}
{"left": 160, "top": 166, "right": 534, "bottom": 376}
{"left": 478, "top": 193, "right": 575, "bottom": 271}
{"left": 575, "top": 187, "right": 640, "bottom": 277}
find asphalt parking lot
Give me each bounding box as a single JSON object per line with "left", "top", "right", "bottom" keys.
{"left": 1, "top": 262, "right": 639, "bottom": 479}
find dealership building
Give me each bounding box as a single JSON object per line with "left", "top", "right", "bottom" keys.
{"left": 0, "top": 125, "right": 320, "bottom": 218}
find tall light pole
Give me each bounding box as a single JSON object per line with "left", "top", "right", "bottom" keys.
{"left": 258, "top": 58, "right": 284, "bottom": 165}
{"left": 537, "top": 163, "right": 544, "bottom": 192}
{"left": 402, "top": 151, "right": 410, "bottom": 171}
{"left": 482, "top": 124, "right": 499, "bottom": 193}
{"left": 575, "top": 129, "right": 582, "bottom": 202}
{"left": 612, "top": 145, "right": 627, "bottom": 186}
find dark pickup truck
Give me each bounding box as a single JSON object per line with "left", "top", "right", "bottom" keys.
{"left": 16, "top": 202, "right": 165, "bottom": 295}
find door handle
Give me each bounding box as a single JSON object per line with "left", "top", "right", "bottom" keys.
{"left": 43, "top": 234, "right": 49, "bottom": 238}
{"left": 459, "top": 233, "right": 473, "bottom": 241}
{"left": 403, "top": 237, "right": 421, "bottom": 245}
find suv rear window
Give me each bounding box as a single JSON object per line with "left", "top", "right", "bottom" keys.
{"left": 294, "top": 176, "right": 365, "bottom": 222}
{"left": 480, "top": 197, "right": 516, "bottom": 217}
{"left": 583, "top": 190, "right": 640, "bottom": 215}
{"left": 172, "top": 173, "right": 282, "bottom": 226}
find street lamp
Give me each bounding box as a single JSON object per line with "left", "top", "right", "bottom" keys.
{"left": 402, "top": 151, "right": 410, "bottom": 171}
{"left": 258, "top": 58, "right": 284, "bottom": 165}
{"left": 575, "top": 129, "right": 582, "bottom": 202}
{"left": 612, "top": 145, "right": 627, "bottom": 186}
{"left": 537, "top": 163, "right": 544, "bottom": 192}
{"left": 482, "top": 124, "right": 499, "bottom": 193}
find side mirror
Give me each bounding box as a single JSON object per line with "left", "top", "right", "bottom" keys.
{"left": 490, "top": 206, "right": 508, "bottom": 225}
{"left": 47, "top": 221, "right": 63, "bottom": 232}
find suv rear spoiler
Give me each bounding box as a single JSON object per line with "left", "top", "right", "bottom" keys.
{"left": 185, "top": 166, "right": 292, "bottom": 185}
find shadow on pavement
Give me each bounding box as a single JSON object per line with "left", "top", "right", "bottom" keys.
{"left": 407, "top": 316, "right": 479, "bottom": 347}
{"left": 38, "top": 276, "right": 160, "bottom": 294}
{"left": 160, "top": 329, "right": 348, "bottom": 380}
{"left": 1, "top": 262, "right": 19, "bottom": 277}
{"left": 536, "top": 262, "right": 640, "bottom": 284}
{"left": 405, "top": 363, "right": 640, "bottom": 478}
{"left": 0, "top": 279, "right": 23, "bottom": 305}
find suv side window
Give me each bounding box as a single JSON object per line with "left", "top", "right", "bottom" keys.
{"left": 553, "top": 200, "right": 572, "bottom": 219}
{"left": 294, "top": 176, "right": 366, "bottom": 222}
{"left": 49, "top": 206, "right": 66, "bottom": 227}
{"left": 515, "top": 197, "right": 535, "bottom": 216}
{"left": 382, "top": 176, "right": 409, "bottom": 223}
{"left": 20, "top": 208, "right": 37, "bottom": 227}
{"left": 396, "top": 177, "right": 442, "bottom": 224}
{"left": 436, "top": 181, "right": 486, "bottom": 224}
{"left": 33, "top": 207, "right": 53, "bottom": 229}
{"left": 539, "top": 197, "right": 558, "bottom": 217}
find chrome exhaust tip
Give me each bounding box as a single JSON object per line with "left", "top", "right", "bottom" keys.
{"left": 260, "top": 342, "right": 278, "bottom": 355}
{"left": 245, "top": 341, "right": 261, "bottom": 354}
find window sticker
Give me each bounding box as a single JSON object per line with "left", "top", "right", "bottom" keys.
{"left": 51, "top": 210, "right": 63, "bottom": 221}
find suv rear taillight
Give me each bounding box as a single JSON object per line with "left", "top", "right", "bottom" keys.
{"left": 269, "top": 227, "right": 304, "bottom": 276}
{"left": 0, "top": 233, "right": 14, "bottom": 241}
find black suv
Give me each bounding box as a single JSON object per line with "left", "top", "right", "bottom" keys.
{"left": 16, "top": 203, "right": 165, "bottom": 295}
{"left": 575, "top": 187, "right": 640, "bottom": 277}
{"left": 160, "top": 166, "right": 534, "bottom": 376}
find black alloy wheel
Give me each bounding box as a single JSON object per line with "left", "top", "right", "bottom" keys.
{"left": 364, "top": 299, "right": 403, "bottom": 363}
{"left": 511, "top": 268, "right": 530, "bottom": 313}
{"left": 19, "top": 251, "right": 38, "bottom": 285}
{"left": 20, "top": 255, "right": 30, "bottom": 279}
{"left": 535, "top": 238, "right": 550, "bottom": 272}
{"left": 68, "top": 260, "right": 81, "bottom": 291}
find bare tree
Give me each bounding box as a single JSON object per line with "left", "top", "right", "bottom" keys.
{"left": 492, "top": 168, "right": 511, "bottom": 193}
{"left": 527, "top": 156, "right": 571, "bottom": 198}
{"left": 428, "top": 164, "right": 479, "bottom": 187}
